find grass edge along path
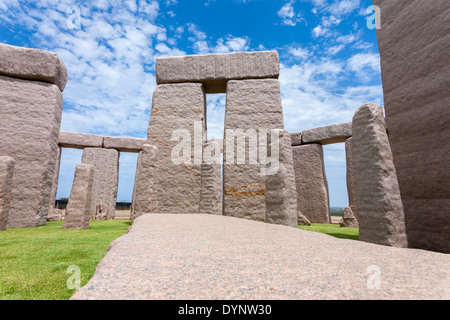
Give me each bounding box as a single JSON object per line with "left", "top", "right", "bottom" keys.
{"left": 0, "top": 220, "right": 131, "bottom": 300}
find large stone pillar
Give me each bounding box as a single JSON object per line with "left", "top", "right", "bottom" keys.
{"left": 48, "top": 146, "right": 61, "bottom": 214}
{"left": 0, "top": 44, "right": 67, "bottom": 228}
{"left": 352, "top": 103, "right": 407, "bottom": 247}
{"left": 81, "top": 148, "right": 119, "bottom": 220}
{"left": 63, "top": 163, "right": 94, "bottom": 230}
{"left": 265, "top": 130, "right": 298, "bottom": 227}
{"left": 292, "top": 144, "right": 330, "bottom": 224}
{"left": 199, "top": 140, "right": 222, "bottom": 216}
{"left": 0, "top": 157, "right": 15, "bottom": 231}
{"left": 345, "top": 137, "right": 357, "bottom": 220}
{"left": 131, "top": 144, "right": 158, "bottom": 221}
{"left": 147, "top": 83, "right": 206, "bottom": 213}
{"left": 223, "top": 79, "right": 284, "bottom": 222}
{"left": 373, "top": 0, "right": 450, "bottom": 253}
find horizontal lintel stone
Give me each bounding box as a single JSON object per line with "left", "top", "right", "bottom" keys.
{"left": 58, "top": 132, "right": 104, "bottom": 149}
{"left": 103, "top": 136, "right": 147, "bottom": 153}
{"left": 0, "top": 43, "right": 68, "bottom": 92}
{"left": 302, "top": 122, "right": 352, "bottom": 145}
{"left": 156, "top": 51, "right": 280, "bottom": 94}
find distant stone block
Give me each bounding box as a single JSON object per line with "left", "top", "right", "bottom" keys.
{"left": 156, "top": 51, "right": 280, "bottom": 93}
{"left": 302, "top": 122, "right": 352, "bottom": 145}
{"left": 199, "top": 141, "right": 222, "bottom": 216}
{"left": 103, "top": 136, "right": 146, "bottom": 153}
{"left": 59, "top": 131, "right": 104, "bottom": 149}
{"left": 0, "top": 43, "right": 68, "bottom": 92}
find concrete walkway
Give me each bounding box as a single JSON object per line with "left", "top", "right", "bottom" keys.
{"left": 72, "top": 214, "right": 449, "bottom": 300}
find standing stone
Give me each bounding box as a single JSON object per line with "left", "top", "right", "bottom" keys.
{"left": 345, "top": 138, "right": 357, "bottom": 220}
{"left": 63, "top": 164, "right": 94, "bottom": 230}
{"left": 223, "top": 79, "right": 284, "bottom": 222}
{"left": 131, "top": 144, "right": 158, "bottom": 221}
{"left": 0, "top": 76, "right": 63, "bottom": 228}
{"left": 199, "top": 141, "right": 222, "bottom": 215}
{"left": 81, "top": 148, "right": 119, "bottom": 220}
{"left": 95, "top": 202, "right": 109, "bottom": 220}
{"left": 292, "top": 144, "right": 331, "bottom": 224}
{"left": 339, "top": 207, "right": 359, "bottom": 229}
{"left": 0, "top": 157, "right": 15, "bottom": 231}
{"left": 265, "top": 130, "right": 298, "bottom": 227}
{"left": 47, "top": 209, "right": 63, "bottom": 222}
{"left": 147, "top": 83, "right": 206, "bottom": 214}
{"left": 352, "top": 103, "right": 407, "bottom": 247}
{"left": 297, "top": 213, "right": 311, "bottom": 226}
{"left": 48, "top": 146, "right": 61, "bottom": 216}
{"left": 373, "top": 0, "right": 450, "bottom": 253}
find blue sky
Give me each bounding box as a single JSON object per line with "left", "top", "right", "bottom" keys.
{"left": 0, "top": 0, "right": 383, "bottom": 207}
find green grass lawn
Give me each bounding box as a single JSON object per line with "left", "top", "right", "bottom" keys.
{"left": 0, "top": 220, "right": 131, "bottom": 300}
{"left": 298, "top": 224, "right": 359, "bottom": 241}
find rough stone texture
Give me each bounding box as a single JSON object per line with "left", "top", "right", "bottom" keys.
{"left": 156, "top": 51, "right": 280, "bottom": 94}
{"left": 0, "top": 43, "right": 68, "bottom": 92}
{"left": 103, "top": 136, "right": 146, "bottom": 153}
{"left": 339, "top": 207, "right": 359, "bottom": 229}
{"left": 373, "top": 0, "right": 450, "bottom": 253}
{"left": 58, "top": 131, "right": 104, "bottom": 150}
{"left": 345, "top": 137, "right": 357, "bottom": 220}
{"left": 71, "top": 214, "right": 450, "bottom": 300}
{"left": 0, "top": 157, "right": 15, "bottom": 230}
{"left": 352, "top": 103, "right": 407, "bottom": 248}
{"left": 292, "top": 144, "right": 331, "bottom": 224}
{"left": 63, "top": 164, "right": 94, "bottom": 230}
{"left": 199, "top": 141, "right": 222, "bottom": 215}
{"left": 302, "top": 122, "right": 352, "bottom": 145}
{"left": 81, "top": 148, "right": 119, "bottom": 220}
{"left": 147, "top": 83, "right": 206, "bottom": 213}
{"left": 95, "top": 202, "right": 109, "bottom": 221}
{"left": 290, "top": 132, "right": 302, "bottom": 146}
{"left": 297, "top": 212, "right": 311, "bottom": 226}
{"left": 47, "top": 208, "right": 62, "bottom": 222}
{"left": 265, "top": 130, "right": 298, "bottom": 227}
{"left": 48, "top": 146, "right": 61, "bottom": 216}
{"left": 223, "top": 79, "right": 284, "bottom": 222}
{"left": 0, "top": 75, "right": 63, "bottom": 228}
{"left": 131, "top": 144, "right": 158, "bottom": 221}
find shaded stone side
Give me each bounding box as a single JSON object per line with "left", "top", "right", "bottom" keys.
{"left": 48, "top": 146, "right": 61, "bottom": 215}
{"left": 0, "top": 157, "right": 15, "bottom": 230}
{"left": 147, "top": 83, "right": 206, "bottom": 213}
{"left": 81, "top": 148, "right": 119, "bottom": 220}
{"left": 265, "top": 130, "right": 298, "bottom": 227}
{"left": 373, "top": 0, "right": 450, "bottom": 253}
{"left": 0, "top": 43, "right": 68, "bottom": 92}
{"left": 292, "top": 144, "right": 330, "bottom": 224}
{"left": 63, "top": 164, "right": 94, "bottom": 230}
{"left": 223, "top": 79, "right": 285, "bottom": 222}
{"left": 352, "top": 103, "right": 407, "bottom": 248}
{"left": 345, "top": 137, "right": 357, "bottom": 220}
{"left": 199, "top": 141, "right": 222, "bottom": 215}
{"left": 156, "top": 51, "right": 280, "bottom": 93}
{"left": 131, "top": 144, "right": 158, "bottom": 221}
{"left": 0, "top": 76, "right": 63, "bottom": 228}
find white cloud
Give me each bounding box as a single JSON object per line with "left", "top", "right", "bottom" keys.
{"left": 278, "top": 1, "right": 303, "bottom": 26}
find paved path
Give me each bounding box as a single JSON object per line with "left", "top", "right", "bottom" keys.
{"left": 72, "top": 214, "right": 449, "bottom": 300}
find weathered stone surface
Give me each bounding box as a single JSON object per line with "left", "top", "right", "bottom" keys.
{"left": 63, "top": 164, "right": 94, "bottom": 230}
{"left": 95, "top": 202, "right": 109, "bottom": 221}
{"left": 265, "top": 130, "right": 298, "bottom": 227}
{"left": 199, "top": 141, "right": 222, "bottom": 216}
{"left": 223, "top": 79, "right": 285, "bottom": 222}
{"left": 0, "top": 76, "right": 62, "bottom": 228}
{"left": 71, "top": 214, "right": 450, "bottom": 300}
{"left": 0, "top": 43, "right": 68, "bottom": 92}
{"left": 47, "top": 208, "right": 63, "bottom": 222}
{"left": 290, "top": 132, "right": 302, "bottom": 146}
{"left": 345, "top": 137, "right": 357, "bottom": 220}
{"left": 81, "top": 148, "right": 119, "bottom": 220}
{"left": 339, "top": 207, "right": 358, "bottom": 228}
{"left": 156, "top": 51, "right": 280, "bottom": 93}
{"left": 103, "top": 136, "right": 146, "bottom": 153}
{"left": 147, "top": 83, "right": 206, "bottom": 213}
{"left": 297, "top": 212, "right": 311, "bottom": 226}
{"left": 352, "top": 103, "right": 407, "bottom": 248}
{"left": 0, "top": 157, "right": 15, "bottom": 230}
{"left": 292, "top": 144, "right": 330, "bottom": 224}
{"left": 58, "top": 131, "right": 104, "bottom": 150}
{"left": 48, "top": 146, "right": 61, "bottom": 216}
{"left": 373, "top": 0, "right": 450, "bottom": 253}
{"left": 302, "top": 122, "right": 352, "bottom": 145}
{"left": 131, "top": 144, "right": 158, "bottom": 221}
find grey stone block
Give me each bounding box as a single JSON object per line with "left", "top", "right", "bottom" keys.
{"left": 302, "top": 122, "right": 352, "bottom": 145}
{"left": 0, "top": 157, "right": 15, "bottom": 230}
{"left": 59, "top": 131, "right": 104, "bottom": 149}
{"left": 103, "top": 136, "right": 146, "bottom": 153}
{"left": 199, "top": 141, "right": 222, "bottom": 216}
